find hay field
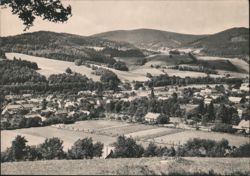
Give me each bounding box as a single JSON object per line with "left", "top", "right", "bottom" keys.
{"left": 1, "top": 125, "right": 116, "bottom": 151}
{"left": 1, "top": 157, "right": 250, "bottom": 175}
{"left": 153, "top": 130, "right": 249, "bottom": 147}
{"left": 6, "top": 53, "right": 100, "bottom": 81}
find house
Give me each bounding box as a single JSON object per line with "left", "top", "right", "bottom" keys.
{"left": 24, "top": 113, "right": 46, "bottom": 121}
{"left": 144, "top": 112, "right": 160, "bottom": 123}
{"left": 233, "top": 120, "right": 250, "bottom": 134}
{"left": 240, "top": 83, "right": 249, "bottom": 92}
{"left": 204, "top": 98, "right": 213, "bottom": 105}
{"left": 228, "top": 97, "right": 242, "bottom": 104}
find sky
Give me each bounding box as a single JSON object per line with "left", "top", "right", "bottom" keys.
{"left": 0, "top": 0, "right": 249, "bottom": 37}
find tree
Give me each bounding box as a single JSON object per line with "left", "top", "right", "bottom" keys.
{"left": 38, "top": 137, "right": 65, "bottom": 160}
{"left": 1, "top": 0, "right": 72, "bottom": 30}
{"left": 215, "top": 104, "right": 228, "bottom": 123}
{"left": 10, "top": 135, "right": 28, "bottom": 161}
{"left": 156, "top": 114, "right": 169, "bottom": 124}
{"left": 208, "top": 101, "right": 215, "bottom": 121}
{"left": 41, "top": 98, "right": 47, "bottom": 110}
{"left": 65, "top": 67, "right": 72, "bottom": 74}
{"left": 144, "top": 142, "right": 158, "bottom": 157}
{"left": 68, "top": 138, "right": 95, "bottom": 159}
{"left": 93, "top": 142, "right": 104, "bottom": 158}
{"left": 113, "top": 136, "right": 144, "bottom": 158}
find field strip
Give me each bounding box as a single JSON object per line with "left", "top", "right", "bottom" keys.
{"left": 96, "top": 123, "right": 132, "bottom": 131}
{"left": 125, "top": 128, "right": 184, "bottom": 140}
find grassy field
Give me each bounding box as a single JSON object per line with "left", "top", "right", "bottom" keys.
{"left": 1, "top": 157, "right": 250, "bottom": 175}
{"left": 198, "top": 56, "right": 249, "bottom": 73}
{"left": 2, "top": 120, "right": 249, "bottom": 152}
{"left": 145, "top": 54, "right": 194, "bottom": 66}
{"left": 6, "top": 53, "right": 101, "bottom": 81}
{"left": 153, "top": 130, "right": 249, "bottom": 147}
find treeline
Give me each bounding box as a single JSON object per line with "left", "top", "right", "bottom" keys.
{"left": 1, "top": 136, "right": 103, "bottom": 162}
{"left": 102, "top": 47, "right": 145, "bottom": 58}
{"left": 0, "top": 59, "right": 46, "bottom": 85}
{"left": 0, "top": 60, "right": 121, "bottom": 93}
{"left": 2, "top": 135, "right": 249, "bottom": 163}
{"left": 146, "top": 74, "right": 243, "bottom": 87}
{"left": 168, "top": 65, "right": 218, "bottom": 74}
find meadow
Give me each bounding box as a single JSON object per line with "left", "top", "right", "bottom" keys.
{"left": 1, "top": 120, "right": 249, "bottom": 152}
{"left": 1, "top": 157, "right": 250, "bottom": 175}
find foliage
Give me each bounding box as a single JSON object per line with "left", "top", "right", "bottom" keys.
{"left": 100, "top": 70, "right": 120, "bottom": 90}
{"left": 11, "top": 135, "right": 28, "bottom": 161}
{"left": 111, "top": 61, "right": 129, "bottom": 71}
{"left": 0, "top": 59, "right": 46, "bottom": 85}
{"left": 38, "top": 137, "right": 65, "bottom": 160}
{"left": 102, "top": 47, "right": 145, "bottom": 58}
{"left": 176, "top": 138, "right": 230, "bottom": 157}
{"left": 211, "top": 123, "right": 236, "bottom": 133}
{"left": 112, "top": 136, "right": 144, "bottom": 158}
{"left": 231, "top": 143, "right": 250, "bottom": 157}
{"left": 1, "top": 0, "right": 72, "bottom": 30}
{"left": 67, "top": 138, "right": 103, "bottom": 159}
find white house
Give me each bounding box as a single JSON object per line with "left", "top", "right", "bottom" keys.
{"left": 228, "top": 97, "right": 242, "bottom": 104}
{"left": 145, "top": 112, "right": 160, "bottom": 123}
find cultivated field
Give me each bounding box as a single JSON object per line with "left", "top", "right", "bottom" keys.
{"left": 2, "top": 120, "right": 249, "bottom": 152}
{"left": 1, "top": 157, "right": 250, "bottom": 175}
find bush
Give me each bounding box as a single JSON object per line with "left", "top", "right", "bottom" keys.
{"left": 211, "top": 123, "right": 236, "bottom": 133}
{"left": 231, "top": 143, "right": 250, "bottom": 157}
{"left": 176, "top": 138, "right": 230, "bottom": 157}
{"left": 112, "top": 136, "right": 144, "bottom": 158}
{"left": 38, "top": 137, "right": 65, "bottom": 160}
{"left": 68, "top": 137, "right": 103, "bottom": 159}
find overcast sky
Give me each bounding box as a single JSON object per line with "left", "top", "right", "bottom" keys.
{"left": 0, "top": 0, "right": 249, "bottom": 37}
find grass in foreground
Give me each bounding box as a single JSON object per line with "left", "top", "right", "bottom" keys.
{"left": 1, "top": 157, "right": 250, "bottom": 175}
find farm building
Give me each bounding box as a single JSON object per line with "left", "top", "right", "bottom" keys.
{"left": 145, "top": 112, "right": 160, "bottom": 123}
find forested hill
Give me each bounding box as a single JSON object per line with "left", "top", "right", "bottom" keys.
{"left": 188, "top": 27, "right": 249, "bottom": 60}
{"left": 0, "top": 31, "right": 145, "bottom": 64}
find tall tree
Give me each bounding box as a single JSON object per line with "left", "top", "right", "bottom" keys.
{"left": 10, "top": 135, "right": 28, "bottom": 161}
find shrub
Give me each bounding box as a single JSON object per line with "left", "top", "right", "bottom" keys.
{"left": 211, "top": 123, "right": 236, "bottom": 133}
{"left": 112, "top": 136, "right": 144, "bottom": 158}
{"left": 231, "top": 143, "right": 250, "bottom": 157}
{"left": 68, "top": 137, "right": 103, "bottom": 159}
{"left": 38, "top": 137, "right": 65, "bottom": 160}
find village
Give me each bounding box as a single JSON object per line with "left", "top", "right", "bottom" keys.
{"left": 1, "top": 77, "right": 249, "bottom": 135}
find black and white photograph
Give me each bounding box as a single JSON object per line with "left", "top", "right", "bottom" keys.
{"left": 0, "top": 0, "right": 249, "bottom": 175}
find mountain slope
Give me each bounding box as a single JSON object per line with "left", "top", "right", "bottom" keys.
{"left": 189, "top": 27, "right": 249, "bottom": 59}
{"left": 0, "top": 31, "right": 143, "bottom": 64}
{"left": 93, "top": 28, "right": 207, "bottom": 49}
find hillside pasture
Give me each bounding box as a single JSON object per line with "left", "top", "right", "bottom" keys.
{"left": 6, "top": 53, "right": 100, "bottom": 81}
{"left": 145, "top": 54, "right": 194, "bottom": 67}
{"left": 197, "top": 56, "right": 249, "bottom": 73}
